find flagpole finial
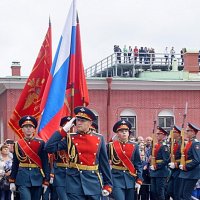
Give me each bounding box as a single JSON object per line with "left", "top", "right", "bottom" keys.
{"left": 49, "top": 16, "right": 51, "bottom": 26}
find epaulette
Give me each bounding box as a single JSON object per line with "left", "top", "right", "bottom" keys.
{"left": 194, "top": 139, "right": 199, "bottom": 142}
{"left": 94, "top": 132, "right": 102, "bottom": 136}
{"left": 162, "top": 141, "right": 167, "bottom": 146}
{"left": 34, "top": 137, "right": 43, "bottom": 141}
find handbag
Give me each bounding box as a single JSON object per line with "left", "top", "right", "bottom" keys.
{"left": 0, "top": 176, "right": 10, "bottom": 191}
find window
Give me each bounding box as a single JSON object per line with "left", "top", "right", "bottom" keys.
{"left": 158, "top": 109, "right": 174, "bottom": 132}
{"left": 120, "top": 109, "right": 136, "bottom": 136}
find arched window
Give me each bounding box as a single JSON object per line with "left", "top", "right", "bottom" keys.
{"left": 120, "top": 109, "right": 136, "bottom": 135}
{"left": 158, "top": 109, "right": 174, "bottom": 132}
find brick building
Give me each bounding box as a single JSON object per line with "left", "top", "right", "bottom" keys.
{"left": 0, "top": 52, "right": 200, "bottom": 143}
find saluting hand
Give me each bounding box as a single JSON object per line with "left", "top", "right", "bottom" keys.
{"left": 63, "top": 117, "right": 75, "bottom": 132}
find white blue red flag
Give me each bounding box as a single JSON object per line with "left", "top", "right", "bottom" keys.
{"left": 38, "top": 0, "right": 77, "bottom": 141}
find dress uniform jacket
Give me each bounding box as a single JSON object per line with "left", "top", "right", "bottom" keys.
{"left": 179, "top": 138, "right": 200, "bottom": 179}
{"left": 45, "top": 130, "right": 113, "bottom": 196}
{"left": 10, "top": 137, "right": 50, "bottom": 186}
{"left": 150, "top": 142, "right": 170, "bottom": 177}
{"left": 107, "top": 141, "right": 143, "bottom": 189}
{"left": 170, "top": 140, "right": 181, "bottom": 178}
{"left": 52, "top": 151, "right": 68, "bottom": 187}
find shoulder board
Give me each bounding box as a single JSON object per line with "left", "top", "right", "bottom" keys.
{"left": 34, "top": 137, "right": 43, "bottom": 141}
{"left": 94, "top": 132, "right": 101, "bottom": 136}
{"left": 194, "top": 139, "right": 199, "bottom": 142}
{"left": 162, "top": 141, "right": 167, "bottom": 146}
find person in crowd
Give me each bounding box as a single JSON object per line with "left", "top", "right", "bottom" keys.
{"left": 123, "top": 45, "right": 128, "bottom": 63}
{"left": 128, "top": 46, "right": 132, "bottom": 63}
{"left": 138, "top": 142, "right": 150, "bottom": 200}
{"left": 9, "top": 115, "right": 50, "bottom": 200}
{"left": 139, "top": 47, "right": 145, "bottom": 64}
{"left": 136, "top": 136, "right": 144, "bottom": 144}
{"left": 133, "top": 46, "right": 139, "bottom": 63}
{"left": 192, "top": 179, "right": 200, "bottom": 199}
{"left": 107, "top": 119, "right": 143, "bottom": 200}
{"left": 4, "top": 139, "right": 14, "bottom": 160}
{"left": 178, "top": 122, "right": 200, "bottom": 200}
{"left": 45, "top": 106, "right": 113, "bottom": 200}
{"left": 114, "top": 45, "right": 122, "bottom": 64}
{"left": 164, "top": 47, "right": 169, "bottom": 65}
{"left": 167, "top": 125, "right": 182, "bottom": 200}
{"left": 149, "top": 126, "right": 170, "bottom": 200}
{"left": 170, "top": 47, "right": 175, "bottom": 65}
{"left": 0, "top": 144, "right": 12, "bottom": 200}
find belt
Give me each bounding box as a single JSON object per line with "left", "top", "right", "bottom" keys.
{"left": 56, "top": 163, "right": 68, "bottom": 168}
{"left": 156, "top": 160, "right": 163, "bottom": 163}
{"left": 69, "top": 162, "right": 98, "bottom": 171}
{"left": 19, "top": 163, "right": 45, "bottom": 177}
{"left": 112, "top": 165, "right": 137, "bottom": 177}
{"left": 19, "top": 163, "right": 38, "bottom": 168}
{"left": 186, "top": 160, "right": 192, "bottom": 164}
{"left": 112, "top": 165, "right": 128, "bottom": 171}
{"left": 175, "top": 159, "right": 180, "bottom": 162}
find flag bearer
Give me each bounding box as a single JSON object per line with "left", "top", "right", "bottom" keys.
{"left": 107, "top": 119, "right": 143, "bottom": 200}
{"left": 9, "top": 115, "right": 50, "bottom": 200}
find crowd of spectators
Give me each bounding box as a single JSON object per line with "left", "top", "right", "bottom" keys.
{"left": 114, "top": 45, "right": 187, "bottom": 66}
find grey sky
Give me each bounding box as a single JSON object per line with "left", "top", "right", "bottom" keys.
{"left": 0, "top": 0, "right": 200, "bottom": 77}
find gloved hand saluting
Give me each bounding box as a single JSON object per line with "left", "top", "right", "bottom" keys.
{"left": 63, "top": 117, "right": 76, "bottom": 133}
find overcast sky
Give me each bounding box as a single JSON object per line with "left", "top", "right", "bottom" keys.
{"left": 0, "top": 0, "right": 200, "bottom": 77}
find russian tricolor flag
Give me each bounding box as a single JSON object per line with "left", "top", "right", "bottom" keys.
{"left": 38, "top": 0, "right": 77, "bottom": 141}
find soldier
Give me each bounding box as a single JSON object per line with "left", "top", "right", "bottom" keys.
{"left": 179, "top": 122, "right": 200, "bottom": 200}
{"left": 45, "top": 106, "right": 112, "bottom": 200}
{"left": 167, "top": 125, "right": 182, "bottom": 200}
{"left": 49, "top": 116, "right": 72, "bottom": 200}
{"left": 90, "top": 121, "right": 98, "bottom": 133}
{"left": 9, "top": 115, "right": 50, "bottom": 200}
{"left": 107, "top": 119, "right": 143, "bottom": 200}
{"left": 149, "top": 126, "right": 170, "bottom": 200}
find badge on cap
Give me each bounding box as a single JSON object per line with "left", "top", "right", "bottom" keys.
{"left": 80, "top": 108, "right": 85, "bottom": 112}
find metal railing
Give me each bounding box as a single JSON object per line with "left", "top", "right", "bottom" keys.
{"left": 85, "top": 52, "right": 185, "bottom": 77}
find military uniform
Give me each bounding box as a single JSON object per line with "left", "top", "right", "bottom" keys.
{"left": 50, "top": 116, "right": 72, "bottom": 200}
{"left": 9, "top": 116, "right": 50, "bottom": 200}
{"left": 45, "top": 107, "right": 112, "bottom": 200}
{"left": 150, "top": 126, "right": 170, "bottom": 200}
{"left": 179, "top": 123, "right": 200, "bottom": 200}
{"left": 107, "top": 120, "right": 143, "bottom": 200}
{"left": 167, "top": 125, "right": 182, "bottom": 200}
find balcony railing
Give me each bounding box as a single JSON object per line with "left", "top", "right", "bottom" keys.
{"left": 85, "top": 52, "right": 186, "bottom": 78}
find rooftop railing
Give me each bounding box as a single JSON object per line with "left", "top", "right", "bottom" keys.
{"left": 85, "top": 52, "right": 185, "bottom": 77}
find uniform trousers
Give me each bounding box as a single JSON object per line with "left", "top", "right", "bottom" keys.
{"left": 56, "top": 186, "right": 68, "bottom": 200}
{"left": 112, "top": 187, "right": 135, "bottom": 200}
{"left": 150, "top": 177, "right": 166, "bottom": 200}
{"left": 67, "top": 193, "right": 101, "bottom": 200}
{"left": 179, "top": 178, "right": 198, "bottom": 200}
{"left": 167, "top": 176, "right": 181, "bottom": 200}
{"left": 18, "top": 185, "right": 42, "bottom": 200}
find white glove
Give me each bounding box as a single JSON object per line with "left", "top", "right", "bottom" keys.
{"left": 150, "top": 165, "right": 155, "bottom": 170}
{"left": 50, "top": 177, "right": 54, "bottom": 184}
{"left": 42, "top": 184, "right": 48, "bottom": 194}
{"left": 10, "top": 183, "right": 16, "bottom": 192}
{"left": 102, "top": 189, "right": 109, "bottom": 196}
{"left": 135, "top": 183, "right": 141, "bottom": 194}
{"left": 168, "top": 162, "right": 175, "bottom": 169}
{"left": 63, "top": 117, "right": 75, "bottom": 132}
{"left": 179, "top": 164, "right": 184, "bottom": 170}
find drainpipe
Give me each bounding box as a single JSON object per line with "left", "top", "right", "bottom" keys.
{"left": 106, "top": 77, "right": 112, "bottom": 142}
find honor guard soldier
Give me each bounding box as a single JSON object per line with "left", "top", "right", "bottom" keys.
{"left": 150, "top": 126, "right": 170, "bottom": 200}
{"left": 167, "top": 125, "right": 182, "bottom": 200}
{"left": 90, "top": 121, "right": 98, "bottom": 134}
{"left": 179, "top": 122, "right": 200, "bottom": 200}
{"left": 9, "top": 115, "right": 50, "bottom": 200}
{"left": 107, "top": 120, "right": 143, "bottom": 200}
{"left": 49, "top": 116, "right": 72, "bottom": 200}
{"left": 45, "top": 106, "right": 113, "bottom": 200}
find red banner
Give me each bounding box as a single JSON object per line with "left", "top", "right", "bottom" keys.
{"left": 8, "top": 21, "right": 52, "bottom": 138}
{"left": 65, "top": 15, "right": 89, "bottom": 116}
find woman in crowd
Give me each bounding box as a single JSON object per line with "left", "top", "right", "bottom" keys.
{"left": 0, "top": 144, "right": 13, "bottom": 200}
